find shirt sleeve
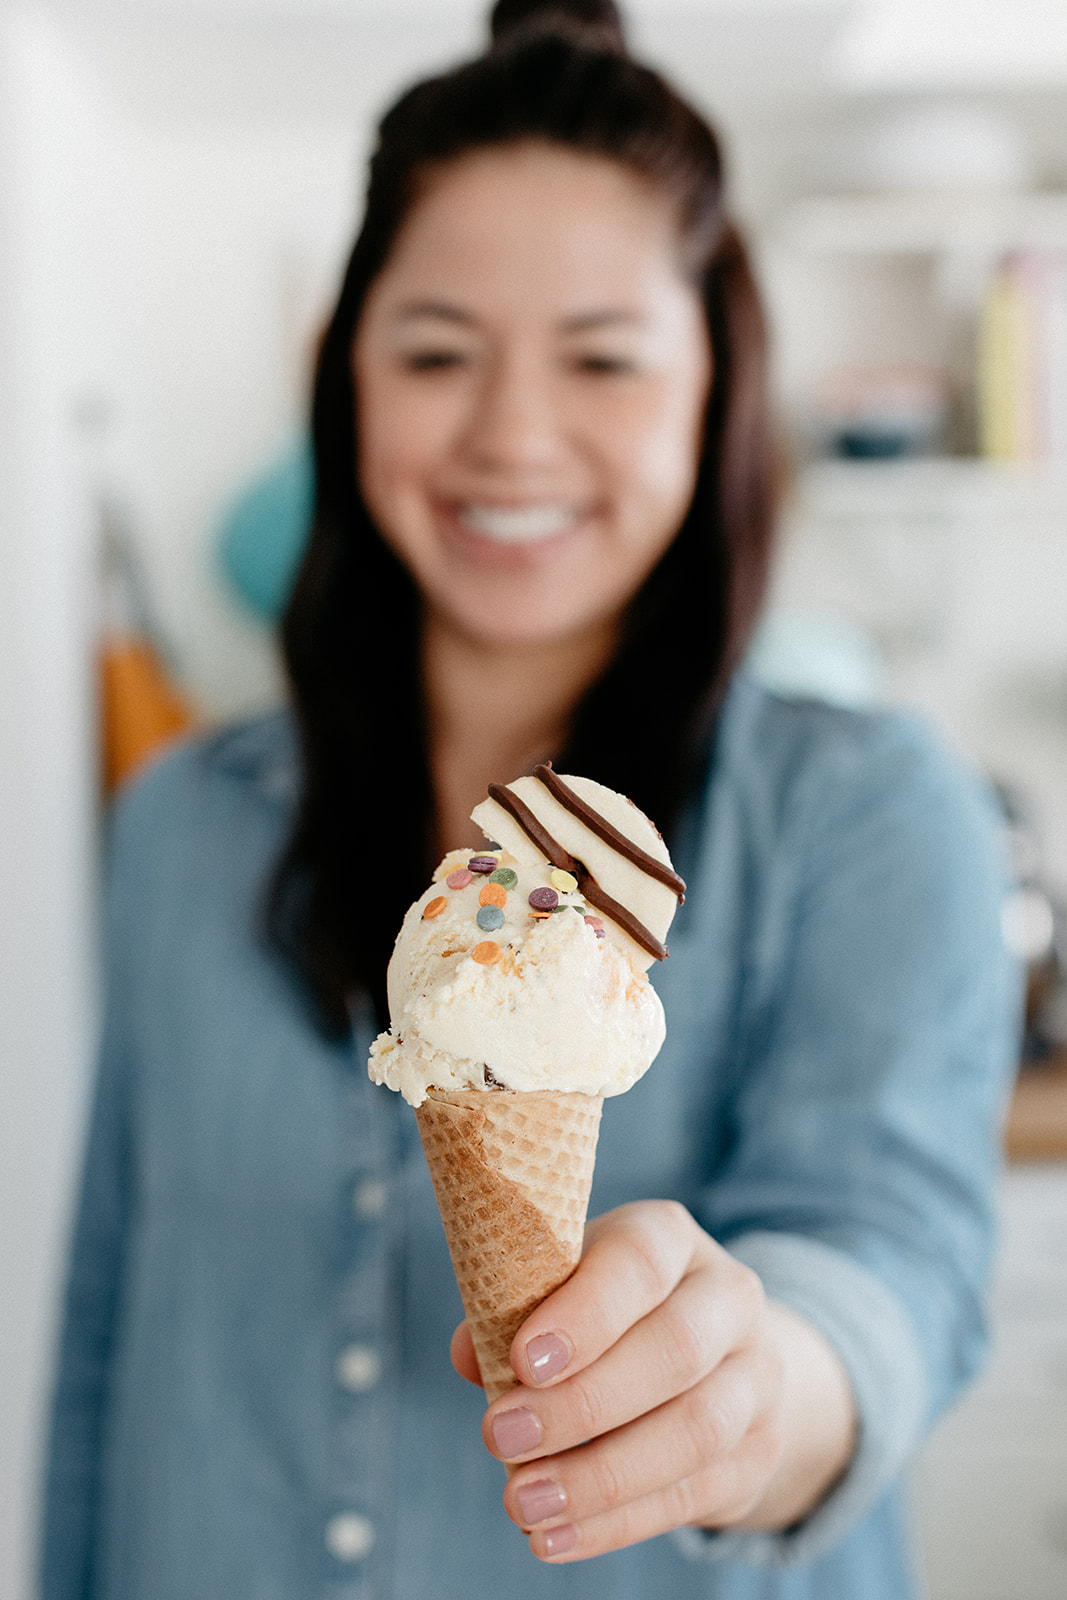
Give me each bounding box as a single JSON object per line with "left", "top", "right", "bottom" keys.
{"left": 681, "top": 708, "right": 1021, "bottom": 1568}
{"left": 39, "top": 802, "right": 139, "bottom": 1600}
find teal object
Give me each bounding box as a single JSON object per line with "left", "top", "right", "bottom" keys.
{"left": 218, "top": 439, "right": 314, "bottom": 622}
{"left": 745, "top": 609, "right": 885, "bottom": 709}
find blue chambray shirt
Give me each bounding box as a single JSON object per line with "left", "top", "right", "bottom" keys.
{"left": 41, "top": 675, "right": 1020, "bottom": 1600}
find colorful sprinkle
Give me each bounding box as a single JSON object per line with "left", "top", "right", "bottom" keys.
{"left": 446, "top": 868, "right": 473, "bottom": 890}
{"left": 550, "top": 869, "right": 578, "bottom": 894}
{"left": 529, "top": 886, "right": 559, "bottom": 911}
{"left": 583, "top": 915, "right": 604, "bottom": 930}
{"left": 468, "top": 855, "right": 499, "bottom": 874}
{"left": 488, "top": 867, "right": 518, "bottom": 890}
{"left": 479, "top": 882, "right": 507, "bottom": 908}
{"left": 471, "top": 940, "right": 501, "bottom": 965}
{"left": 476, "top": 905, "right": 505, "bottom": 932}
{"left": 423, "top": 896, "right": 448, "bottom": 920}
{"left": 529, "top": 910, "right": 552, "bottom": 920}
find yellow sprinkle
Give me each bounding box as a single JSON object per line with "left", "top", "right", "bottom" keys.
{"left": 550, "top": 869, "right": 578, "bottom": 894}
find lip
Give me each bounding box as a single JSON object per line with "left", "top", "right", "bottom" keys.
{"left": 434, "top": 499, "right": 595, "bottom": 568}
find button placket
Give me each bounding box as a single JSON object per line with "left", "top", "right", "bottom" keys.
{"left": 324, "top": 1017, "right": 403, "bottom": 1598}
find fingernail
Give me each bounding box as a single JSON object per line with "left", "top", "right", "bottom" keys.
{"left": 526, "top": 1331, "right": 571, "bottom": 1384}
{"left": 517, "top": 1479, "right": 567, "bottom": 1526}
{"left": 542, "top": 1522, "right": 579, "bottom": 1557}
{"left": 491, "top": 1407, "right": 542, "bottom": 1458}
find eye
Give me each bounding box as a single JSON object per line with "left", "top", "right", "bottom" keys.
{"left": 572, "top": 351, "right": 640, "bottom": 376}
{"left": 402, "top": 348, "right": 470, "bottom": 373}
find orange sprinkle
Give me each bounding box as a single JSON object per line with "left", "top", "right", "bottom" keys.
{"left": 478, "top": 882, "right": 507, "bottom": 909}
{"left": 471, "top": 940, "right": 501, "bottom": 965}
{"left": 529, "top": 910, "right": 552, "bottom": 920}
{"left": 423, "top": 896, "right": 448, "bottom": 920}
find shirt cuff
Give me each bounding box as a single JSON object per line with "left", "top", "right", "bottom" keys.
{"left": 673, "top": 1230, "right": 927, "bottom": 1569}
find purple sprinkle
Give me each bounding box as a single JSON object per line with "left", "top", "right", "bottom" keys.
{"left": 529, "top": 886, "right": 559, "bottom": 911}
{"left": 468, "top": 855, "right": 498, "bottom": 874}
{"left": 595, "top": 929, "right": 606, "bottom": 940}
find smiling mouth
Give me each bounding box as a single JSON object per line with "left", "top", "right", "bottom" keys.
{"left": 456, "top": 504, "right": 585, "bottom": 545}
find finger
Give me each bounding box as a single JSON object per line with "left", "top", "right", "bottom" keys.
{"left": 450, "top": 1321, "right": 483, "bottom": 1388}
{"left": 485, "top": 1249, "right": 765, "bottom": 1461}
{"left": 524, "top": 1414, "right": 783, "bottom": 1564}
{"left": 504, "top": 1347, "right": 772, "bottom": 1530}
{"left": 508, "top": 1201, "right": 704, "bottom": 1390}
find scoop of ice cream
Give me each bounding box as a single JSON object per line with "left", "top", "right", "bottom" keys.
{"left": 368, "top": 772, "right": 684, "bottom": 1108}
{"left": 368, "top": 850, "right": 665, "bottom": 1106}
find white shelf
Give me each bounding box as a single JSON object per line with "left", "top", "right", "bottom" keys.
{"left": 792, "top": 458, "right": 1067, "bottom": 521}
{"left": 778, "top": 192, "right": 1067, "bottom": 256}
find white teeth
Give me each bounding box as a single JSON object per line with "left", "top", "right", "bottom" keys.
{"left": 460, "top": 504, "right": 579, "bottom": 544}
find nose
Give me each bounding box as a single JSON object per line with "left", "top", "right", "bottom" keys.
{"left": 457, "top": 348, "right": 566, "bottom": 476}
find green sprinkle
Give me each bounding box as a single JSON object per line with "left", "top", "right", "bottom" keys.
{"left": 487, "top": 867, "right": 518, "bottom": 890}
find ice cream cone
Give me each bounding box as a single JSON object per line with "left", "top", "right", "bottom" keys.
{"left": 415, "top": 1088, "right": 603, "bottom": 1403}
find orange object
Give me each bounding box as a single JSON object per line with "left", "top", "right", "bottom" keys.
{"left": 99, "top": 638, "right": 196, "bottom": 794}
{"left": 478, "top": 882, "right": 507, "bottom": 908}
{"left": 423, "top": 896, "right": 448, "bottom": 920}
{"left": 471, "top": 941, "right": 501, "bottom": 965}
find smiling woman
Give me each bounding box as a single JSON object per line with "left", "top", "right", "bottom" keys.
{"left": 353, "top": 144, "right": 711, "bottom": 652}
{"left": 41, "top": 3, "right": 1018, "bottom": 1599}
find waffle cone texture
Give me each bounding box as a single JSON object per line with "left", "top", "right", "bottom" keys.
{"left": 415, "top": 1089, "right": 603, "bottom": 1403}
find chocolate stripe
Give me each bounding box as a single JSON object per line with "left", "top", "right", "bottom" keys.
{"left": 487, "top": 783, "right": 669, "bottom": 961}
{"left": 578, "top": 874, "right": 668, "bottom": 962}
{"left": 487, "top": 784, "right": 577, "bottom": 873}
{"left": 533, "top": 764, "right": 686, "bottom": 902}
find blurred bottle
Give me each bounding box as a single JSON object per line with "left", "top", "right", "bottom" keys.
{"left": 978, "top": 252, "right": 1067, "bottom": 463}
{"left": 98, "top": 500, "right": 196, "bottom": 795}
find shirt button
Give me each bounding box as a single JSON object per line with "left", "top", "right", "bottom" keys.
{"left": 336, "top": 1343, "right": 382, "bottom": 1392}
{"left": 353, "top": 1178, "right": 387, "bottom": 1219}
{"left": 325, "top": 1512, "right": 376, "bottom": 1563}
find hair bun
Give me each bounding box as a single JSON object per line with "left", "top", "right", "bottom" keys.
{"left": 488, "top": 0, "right": 627, "bottom": 54}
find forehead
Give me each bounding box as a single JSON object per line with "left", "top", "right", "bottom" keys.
{"left": 366, "top": 142, "right": 687, "bottom": 319}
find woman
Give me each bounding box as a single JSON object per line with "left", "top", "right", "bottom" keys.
{"left": 42, "top": 3, "right": 1018, "bottom": 1597}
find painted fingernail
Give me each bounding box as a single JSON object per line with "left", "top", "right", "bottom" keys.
{"left": 542, "top": 1522, "right": 579, "bottom": 1557}
{"left": 491, "top": 1407, "right": 542, "bottom": 1458}
{"left": 526, "top": 1332, "right": 571, "bottom": 1383}
{"left": 517, "top": 1479, "right": 567, "bottom": 1526}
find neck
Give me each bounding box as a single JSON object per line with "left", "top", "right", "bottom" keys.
{"left": 422, "top": 613, "right": 618, "bottom": 860}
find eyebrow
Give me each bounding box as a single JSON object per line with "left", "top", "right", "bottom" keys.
{"left": 392, "top": 301, "right": 645, "bottom": 332}
{"left": 560, "top": 310, "right": 644, "bottom": 332}
{"left": 393, "top": 301, "right": 477, "bottom": 327}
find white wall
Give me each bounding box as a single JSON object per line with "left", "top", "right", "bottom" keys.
{"left": 0, "top": 10, "right": 114, "bottom": 1596}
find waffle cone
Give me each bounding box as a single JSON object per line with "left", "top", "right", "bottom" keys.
{"left": 415, "top": 1088, "right": 603, "bottom": 1403}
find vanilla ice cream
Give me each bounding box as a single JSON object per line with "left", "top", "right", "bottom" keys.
{"left": 368, "top": 768, "right": 685, "bottom": 1106}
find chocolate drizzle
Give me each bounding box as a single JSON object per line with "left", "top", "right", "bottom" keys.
{"left": 486, "top": 780, "right": 674, "bottom": 962}
{"left": 533, "top": 764, "right": 686, "bottom": 902}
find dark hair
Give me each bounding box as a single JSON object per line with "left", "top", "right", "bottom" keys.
{"left": 272, "top": 0, "right": 775, "bottom": 1031}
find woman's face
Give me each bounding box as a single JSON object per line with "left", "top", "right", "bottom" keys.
{"left": 353, "top": 142, "right": 712, "bottom": 648}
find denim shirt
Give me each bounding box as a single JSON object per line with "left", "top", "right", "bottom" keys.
{"left": 41, "top": 675, "right": 1019, "bottom": 1600}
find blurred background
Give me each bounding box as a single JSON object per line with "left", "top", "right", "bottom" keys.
{"left": 3, "top": 1, "right": 1067, "bottom": 1595}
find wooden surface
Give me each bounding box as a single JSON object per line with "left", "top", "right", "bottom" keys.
{"left": 1006, "top": 1049, "right": 1067, "bottom": 1162}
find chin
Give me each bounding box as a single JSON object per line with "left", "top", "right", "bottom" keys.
{"left": 445, "top": 596, "right": 606, "bottom": 651}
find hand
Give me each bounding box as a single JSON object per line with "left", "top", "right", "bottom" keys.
{"left": 450, "top": 1200, "right": 856, "bottom": 1563}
